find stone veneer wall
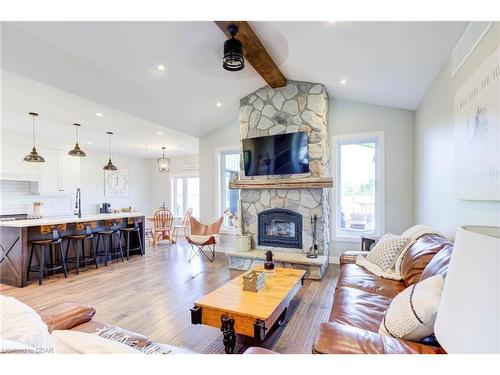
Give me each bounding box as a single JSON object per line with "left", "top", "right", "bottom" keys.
{"left": 238, "top": 80, "right": 330, "bottom": 256}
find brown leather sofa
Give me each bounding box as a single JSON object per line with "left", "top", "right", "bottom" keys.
{"left": 37, "top": 301, "right": 194, "bottom": 353}
{"left": 313, "top": 234, "right": 453, "bottom": 354}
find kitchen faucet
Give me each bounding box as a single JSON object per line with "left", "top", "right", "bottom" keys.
{"left": 75, "top": 188, "right": 81, "bottom": 218}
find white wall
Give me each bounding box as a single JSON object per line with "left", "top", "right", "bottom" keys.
{"left": 199, "top": 121, "right": 240, "bottom": 223}
{"left": 329, "top": 99, "right": 415, "bottom": 257}
{"left": 415, "top": 23, "right": 500, "bottom": 238}
{"left": 149, "top": 153, "right": 199, "bottom": 214}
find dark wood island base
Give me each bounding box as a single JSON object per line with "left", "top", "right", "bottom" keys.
{"left": 0, "top": 213, "right": 145, "bottom": 287}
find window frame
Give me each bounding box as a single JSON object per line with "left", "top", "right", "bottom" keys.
{"left": 215, "top": 145, "right": 240, "bottom": 230}
{"left": 331, "top": 131, "right": 385, "bottom": 242}
{"left": 170, "top": 174, "right": 200, "bottom": 219}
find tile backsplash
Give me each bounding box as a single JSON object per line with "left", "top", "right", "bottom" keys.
{"left": 0, "top": 180, "right": 73, "bottom": 217}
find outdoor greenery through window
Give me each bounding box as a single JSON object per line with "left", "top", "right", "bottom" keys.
{"left": 219, "top": 150, "right": 240, "bottom": 227}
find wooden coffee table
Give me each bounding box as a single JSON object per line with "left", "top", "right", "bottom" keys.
{"left": 190, "top": 267, "right": 305, "bottom": 353}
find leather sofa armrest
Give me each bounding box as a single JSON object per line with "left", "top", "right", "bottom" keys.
{"left": 313, "top": 322, "right": 446, "bottom": 354}
{"left": 340, "top": 251, "right": 367, "bottom": 265}
{"left": 38, "top": 302, "right": 96, "bottom": 332}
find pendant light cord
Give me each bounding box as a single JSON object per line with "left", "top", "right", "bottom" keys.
{"left": 32, "top": 115, "right": 35, "bottom": 148}
{"left": 108, "top": 133, "right": 112, "bottom": 159}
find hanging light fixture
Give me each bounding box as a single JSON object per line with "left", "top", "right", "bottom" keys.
{"left": 68, "top": 123, "right": 86, "bottom": 157}
{"left": 157, "top": 146, "right": 170, "bottom": 172}
{"left": 103, "top": 131, "right": 117, "bottom": 171}
{"left": 23, "top": 112, "right": 45, "bottom": 163}
{"left": 222, "top": 24, "right": 244, "bottom": 71}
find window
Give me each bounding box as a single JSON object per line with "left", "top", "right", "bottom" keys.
{"left": 218, "top": 150, "right": 240, "bottom": 227}
{"left": 333, "top": 132, "right": 385, "bottom": 241}
{"left": 171, "top": 176, "right": 199, "bottom": 218}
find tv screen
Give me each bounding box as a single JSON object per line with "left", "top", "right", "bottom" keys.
{"left": 242, "top": 132, "right": 309, "bottom": 176}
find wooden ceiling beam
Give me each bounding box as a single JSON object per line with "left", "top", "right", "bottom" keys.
{"left": 215, "top": 21, "right": 286, "bottom": 88}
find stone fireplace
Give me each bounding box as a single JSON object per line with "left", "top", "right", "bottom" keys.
{"left": 258, "top": 208, "right": 302, "bottom": 249}
{"left": 227, "top": 80, "right": 331, "bottom": 280}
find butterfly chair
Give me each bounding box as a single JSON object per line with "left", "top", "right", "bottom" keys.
{"left": 152, "top": 208, "right": 175, "bottom": 246}
{"left": 186, "top": 216, "right": 223, "bottom": 262}
{"left": 172, "top": 207, "right": 193, "bottom": 242}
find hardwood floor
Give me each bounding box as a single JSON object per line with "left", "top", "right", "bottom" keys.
{"left": 0, "top": 240, "right": 339, "bottom": 354}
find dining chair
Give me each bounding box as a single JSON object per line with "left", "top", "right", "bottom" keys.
{"left": 186, "top": 216, "right": 223, "bottom": 262}
{"left": 152, "top": 208, "right": 175, "bottom": 246}
{"left": 172, "top": 208, "right": 193, "bottom": 242}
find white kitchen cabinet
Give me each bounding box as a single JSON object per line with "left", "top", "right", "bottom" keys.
{"left": 0, "top": 139, "right": 43, "bottom": 180}
{"left": 34, "top": 148, "right": 79, "bottom": 195}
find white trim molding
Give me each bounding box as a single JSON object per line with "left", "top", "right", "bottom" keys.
{"left": 331, "top": 131, "right": 386, "bottom": 243}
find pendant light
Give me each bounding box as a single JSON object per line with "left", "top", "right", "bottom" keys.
{"left": 222, "top": 24, "right": 244, "bottom": 71}
{"left": 103, "top": 131, "right": 117, "bottom": 170}
{"left": 23, "top": 112, "right": 45, "bottom": 163}
{"left": 68, "top": 123, "right": 86, "bottom": 157}
{"left": 157, "top": 146, "right": 170, "bottom": 172}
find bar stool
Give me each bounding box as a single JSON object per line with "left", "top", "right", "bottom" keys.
{"left": 119, "top": 218, "right": 144, "bottom": 260}
{"left": 95, "top": 220, "right": 124, "bottom": 266}
{"left": 27, "top": 224, "right": 68, "bottom": 285}
{"left": 65, "top": 222, "right": 98, "bottom": 274}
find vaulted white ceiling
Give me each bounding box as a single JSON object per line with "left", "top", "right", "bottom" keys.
{"left": 1, "top": 21, "right": 467, "bottom": 144}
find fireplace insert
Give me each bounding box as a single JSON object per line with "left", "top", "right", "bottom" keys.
{"left": 258, "top": 208, "right": 302, "bottom": 249}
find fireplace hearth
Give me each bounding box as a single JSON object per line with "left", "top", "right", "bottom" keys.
{"left": 258, "top": 208, "right": 302, "bottom": 249}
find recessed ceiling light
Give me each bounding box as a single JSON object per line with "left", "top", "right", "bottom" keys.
{"left": 96, "top": 112, "right": 104, "bottom": 117}
{"left": 157, "top": 64, "right": 166, "bottom": 71}
{"left": 87, "top": 141, "right": 93, "bottom": 145}
{"left": 216, "top": 102, "right": 222, "bottom": 107}
{"left": 156, "top": 131, "right": 163, "bottom": 135}
{"left": 340, "top": 79, "right": 347, "bottom": 85}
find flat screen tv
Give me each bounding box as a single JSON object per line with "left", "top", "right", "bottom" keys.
{"left": 242, "top": 132, "right": 309, "bottom": 176}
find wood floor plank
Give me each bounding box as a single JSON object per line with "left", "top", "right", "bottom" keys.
{"left": 0, "top": 240, "right": 339, "bottom": 354}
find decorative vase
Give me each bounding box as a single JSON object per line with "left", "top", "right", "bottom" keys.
{"left": 234, "top": 234, "right": 251, "bottom": 252}
{"left": 264, "top": 250, "right": 275, "bottom": 276}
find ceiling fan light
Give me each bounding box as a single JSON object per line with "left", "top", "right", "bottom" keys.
{"left": 223, "top": 25, "right": 244, "bottom": 72}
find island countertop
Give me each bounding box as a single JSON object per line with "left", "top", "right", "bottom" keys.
{"left": 0, "top": 212, "right": 144, "bottom": 228}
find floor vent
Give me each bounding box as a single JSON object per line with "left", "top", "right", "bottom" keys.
{"left": 451, "top": 21, "right": 492, "bottom": 77}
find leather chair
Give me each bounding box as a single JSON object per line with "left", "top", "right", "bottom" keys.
{"left": 313, "top": 234, "right": 453, "bottom": 354}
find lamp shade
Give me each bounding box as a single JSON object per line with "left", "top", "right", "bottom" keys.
{"left": 434, "top": 226, "right": 500, "bottom": 353}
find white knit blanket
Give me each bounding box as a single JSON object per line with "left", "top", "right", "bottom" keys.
{"left": 356, "top": 225, "right": 446, "bottom": 280}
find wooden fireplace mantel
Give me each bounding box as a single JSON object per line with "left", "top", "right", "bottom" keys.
{"left": 228, "top": 177, "right": 333, "bottom": 190}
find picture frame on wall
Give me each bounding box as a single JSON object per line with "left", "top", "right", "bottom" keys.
{"left": 104, "top": 169, "right": 129, "bottom": 197}
{"left": 454, "top": 46, "right": 500, "bottom": 201}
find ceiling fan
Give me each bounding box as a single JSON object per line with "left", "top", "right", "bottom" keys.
{"left": 215, "top": 21, "right": 286, "bottom": 88}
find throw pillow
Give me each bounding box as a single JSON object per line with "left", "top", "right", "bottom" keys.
{"left": 0, "top": 295, "right": 52, "bottom": 351}
{"left": 51, "top": 330, "right": 141, "bottom": 354}
{"left": 379, "top": 274, "right": 444, "bottom": 341}
{"left": 365, "top": 233, "right": 410, "bottom": 271}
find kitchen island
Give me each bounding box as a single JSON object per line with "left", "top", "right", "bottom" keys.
{"left": 0, "top": 212, "right": 145, "bottom": 287}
